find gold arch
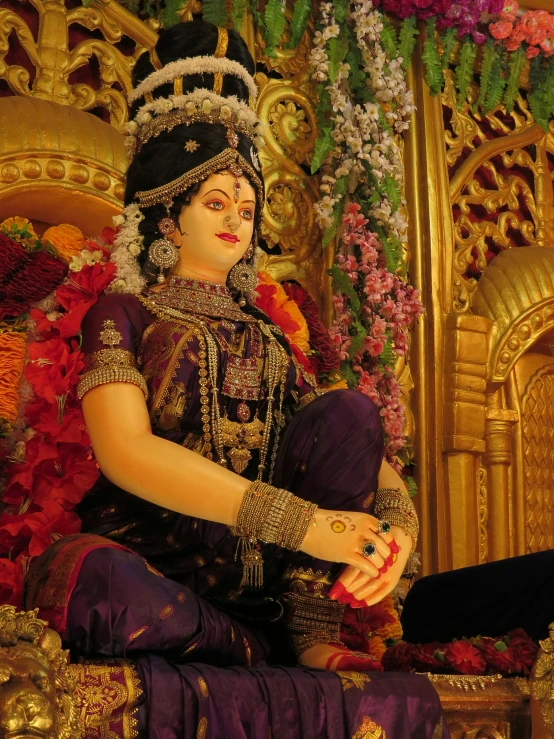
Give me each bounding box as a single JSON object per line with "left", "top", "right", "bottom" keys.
{"left": 471, "top": 247, "right": 554, "bottom": 383}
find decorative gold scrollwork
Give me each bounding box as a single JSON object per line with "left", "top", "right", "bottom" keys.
{"left": 0, "top": 0, "right": 157, "bottom": 127}
{"left": 442, "top": 71, "right": 554, "bottom": 312}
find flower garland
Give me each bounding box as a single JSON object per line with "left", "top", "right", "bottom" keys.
{"left": 309, "top": 1, "right": 423, "bottom": 469}
{"left": 378, "top": 0, "right": 554, "bottom": 125}
{"left": 383, "top": 628, "right": 538, "bottom": 677}
{"left": 0, "top": 221, "right": 115, "bottom": 606}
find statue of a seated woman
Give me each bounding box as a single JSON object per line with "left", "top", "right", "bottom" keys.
{"left": 21, "top": 19, "right": 450, "bottom": 738}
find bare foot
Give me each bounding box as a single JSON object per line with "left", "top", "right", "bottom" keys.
{"left": 299, "top": 642, "right": 380, "bottom": 672}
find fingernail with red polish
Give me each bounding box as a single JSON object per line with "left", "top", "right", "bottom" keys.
{"left": 350, "top": 599, "right": 364, "bottom": 609}
{"left": 329, "top": 582, "right": 345, "bottom": 600}
{"left": 338, "top": 593, "right": 351, "bottom": 605}
{"left": 389, "top": 540, "right": 400, "bottom": 554}
{"left": 385, "top": 554, "right": 394, "bottom": 567}
{"left": 379, "top": 565, "right": 388, "bottom": 575}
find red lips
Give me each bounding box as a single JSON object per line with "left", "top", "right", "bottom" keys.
{"left": 217, "top": 233, "right": 239, "bottom": 243}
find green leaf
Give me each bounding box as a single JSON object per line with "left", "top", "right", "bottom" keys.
{"left": 440, "top": 26, "right": 456, "bottom": 70}
{"left": 230, "top": 0, "right": 247, "bottom": 31}
{"left": 349, "top": 319, "right": 367, "bottom": 358}
{"left": 160, "top": 0, "right": 183, "bottom": 27}
{"left": 378, "top": 331, "right": 396, "bottom": 366}
{"left": 311, "top": 126, "right": 334, "bottom": 174}
{"left": 330, "top": 264, "right": 361, "bottom": 313}
{"left": 456, "top": 37, "right": 478, "bottom": 109}
{"left": 475, "top": 38, "right": 497, "bottom": 111}
{"left": 287, "top": 0, "right": 311, "bottom": 49}
{"left": 383, "top": 235, "right": 404, "bottom": 274}
{"left": 503, "top": 45, "right": 525, "bottom": 113}
{"left": 483, "top": 50, "right": 507, "bottom": 114}
{"left": 529, "top": 53, "right": 554, "bottom": 131}
{"left": 382, "top": 174, "right": 401, "bottom": 214}
{"left": 347, "top": 50, "right": 366, "bottom": 94}
{"left": 494, "top": 640, "right": 508, "bottom": 653}
{"left": 322, "top": 198, "right": 344, "bottom": 248}
{"left": 422, "top": 18, "right": 443, "bottom": 96}
{"left": 546, "top": 56, "right": 554, "bottom": 123}
{"left": 398, "top": 16, "right": 419, "bottom": 71}
{"left": 380, "top": 17, "right": 399, "bottom": 59}
{"left": 333, "top": 0, "right": 349, "bottom": 24}
{"left": 201, "top": 0, "right": 228, "bottom": 27}
{"left": 249, "top": 0, "right": 266, "bottom": 38}
{"left": 405, "top": 475, "right": 418, "bottom": 498}
{"left": 327, "top": 34, "right": 349, "bottom": 84}
{"left": 264, "top": 0, "right": 287, "bottom": 57}
{"left": 342, "top": 361, "right": 359, "bottom": 389}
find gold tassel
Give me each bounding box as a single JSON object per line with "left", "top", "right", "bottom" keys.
{"left": 235, "top": 536, "right": 264, "bottom": 590}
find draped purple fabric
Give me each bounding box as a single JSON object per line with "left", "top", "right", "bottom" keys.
{"left": 27, "top": 291, "right": 448, "bottom": 737}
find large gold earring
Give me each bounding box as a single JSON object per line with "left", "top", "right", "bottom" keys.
{"left": 229, "top": 244, "right": 257, "bottom": 307}
{"left": 148, "top": 216, "right": 179, "bottom": 283}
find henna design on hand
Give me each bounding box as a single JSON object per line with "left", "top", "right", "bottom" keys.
{"left": 326, "top": 514, "right": 356, "bottom": 533}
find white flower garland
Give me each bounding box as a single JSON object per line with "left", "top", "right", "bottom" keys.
{"left": 106, "top": 204, "right": 146, "bottom": 295}
{"left": 128, "top": 56, "right": 259, "bottom": 105}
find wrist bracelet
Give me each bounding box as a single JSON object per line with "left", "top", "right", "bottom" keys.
{"left": 374, "top": 487, "right": 419, "bottom": 555}
{"left": 231, "top": 481, "right": 318, "bottom": 589}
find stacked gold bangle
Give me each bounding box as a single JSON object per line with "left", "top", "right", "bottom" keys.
{"left": 235, "top": 481, "right": 317, "bottom": 550}
{"left": 283, "top": 591, "right": 345, "bottom": 656}
{"left": 374, "top": 487, "right": 419, "bottom": 555}
{"left": 231, "top": 481, "right": 318, "bottom": 589}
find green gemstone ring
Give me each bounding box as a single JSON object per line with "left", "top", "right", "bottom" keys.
{"left": 378, "top": 520, "right": 391, "bottom": 535}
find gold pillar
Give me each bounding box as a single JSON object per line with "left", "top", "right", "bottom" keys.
{"left": 443, "top": 313, "right": 492, "bottom": 569}
{"left": 484, "top": 392, "right": 519, "bottom": 562}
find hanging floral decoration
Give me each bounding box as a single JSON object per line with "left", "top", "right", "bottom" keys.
{"left": 377, "top": 0, "right": 554, "bottom": 125}
{"left": 307, "top": 0, "right": 423, "bottom": 470}
{"left": 0, "top": 220, "right": 115, "bottom": 606}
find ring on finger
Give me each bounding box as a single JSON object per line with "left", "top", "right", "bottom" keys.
{"left": 378, "top": 520, "right": 391, "bottom": 535}
{"left": 361, "top": 540, "right": 377, "bottom": 558}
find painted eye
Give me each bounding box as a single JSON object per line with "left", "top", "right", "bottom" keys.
{"left": 240, "top": 209, "right": 253, "bottom": 220}
{"left": 206, "top": 200, "right": 224, "bottom": 210}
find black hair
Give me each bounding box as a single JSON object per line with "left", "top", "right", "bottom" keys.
{"left": 125, "top": 20, "right": 264, "bottom": 282}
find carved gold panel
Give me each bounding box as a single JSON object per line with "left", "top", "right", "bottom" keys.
{"left": 442, "top": 71, "right": 554, "bottom": 313}
{"left": 0, "top": 0, "right": 157, "bottom": 127}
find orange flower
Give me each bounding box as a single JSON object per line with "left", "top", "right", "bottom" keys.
{"left": 0, "top": 331, "right": 27, "bottom": 424}
{"left": 43, "top": 223, "right": 86, "bottom": 263}
{"left": 257, "top": 271, "right": 311, "bottom": 354}
{"left": 1, "top": 217, "right": 37, "bottom": 246}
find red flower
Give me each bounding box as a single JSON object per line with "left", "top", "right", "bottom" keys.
{"left": 382, "top": 642, "right": 417, "bottom": 672}
{"left": 2, "top": 436, "right": 59, "bottom": 505}
{"left": 412, "top": 642, "right": 447, "bottom": 671}
{"left": 0, "top": 233, "right": 28, "bottom": 285}
{"left": 25, "top": 402, "right": 90, "bottom": 446}
{"left": 445, "top": 640, "right": 486, "bottom": 675}
{"left": 0, "top": 556, "right": 24, "bottom": 607}
{"left": 283, "top": 282, "right": 341, "bottom": 375}
{"left": 100, "top": 228, "right": 116, "bottom": 246}
{"left": 29, "top": 308, "right": 61, "bottom": 338}
{"left": 0, "top": 501, "right": 80, "bottom": 558}
{"left": 25, "top": 338, "right": 84, "bottom": 403}
{"left": 506, "top": 629, "right": 538, "bottom": 675}
{"left": 55, "top": 261, "right": 116, "bottom": 337}
{"left": 30, "top": 442, "right": 99, "bottom": 509}
{"left": 4, "top": 250, "right": 67, "bottom": 304}
{"left": 255, "top": 282, "right": 303, "bottom": 337}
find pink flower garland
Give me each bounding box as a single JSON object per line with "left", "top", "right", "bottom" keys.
{"left": 490, "top": 2, "right": 554, "bottom": 58}
{"left": 329, "top": 204, "right": 423, "bottom": 462}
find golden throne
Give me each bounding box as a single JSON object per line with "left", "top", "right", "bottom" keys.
{"left": 0, "top": 0, "right": 553, "bottom": 736}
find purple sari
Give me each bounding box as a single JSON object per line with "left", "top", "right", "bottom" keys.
{"left": 25, "top": 290, "right": 448, "bottom": 738}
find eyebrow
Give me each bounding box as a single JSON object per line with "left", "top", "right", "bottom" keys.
{"left": 203, "top": 189, "right": 256, "bottom": 206}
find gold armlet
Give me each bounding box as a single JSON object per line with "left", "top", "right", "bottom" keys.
{"left": 77, "top": 349, "right": 149, "bottom": 400}
{"left": 374, "top": 486, "right": 419, "bottom": 555}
